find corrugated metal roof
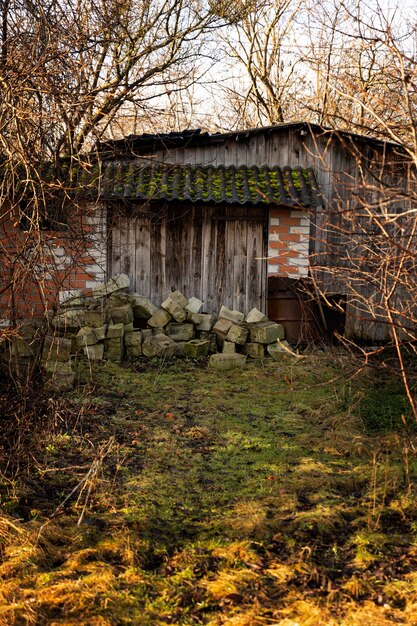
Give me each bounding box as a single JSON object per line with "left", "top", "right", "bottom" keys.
{"left": 100, "top": 162, "right": 320, "bottom": 207}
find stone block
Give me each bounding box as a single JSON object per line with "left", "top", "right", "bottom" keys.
{"left": 12, "top": 337, "right": 34, "bottom": 357}
{"left": 107, "top": 292, "right": 134, "bottom": 307}
{"left": 84, "top": 310, "right": 106, "bottom": 328}
{"left": 52, "top": 309, "right": 85, "bottom": 332}
{"left": 44, "top": 361, "right": 75, "bottom": 392}
{"left": 226, "top": 324, "right": 249, "bottom": 345}
{"left": 213, "top": 318, "right": 233, "bottom": 341}
{"left": 245, "top": 307, "right": 268, "bottom": 324}
{"left": 222, "top": 341, "right": 236, "bottom": 354}
{"left": 267, "top": 340, "right": 300, "bottom": 361}
{"left": 161, "top": 291, "right": 188, "bottom": 322}
{"left": 166, "top": 323, "right": 195, "bottom": 342}
{"left": 93, "top": 326, "right": 107, "bottom": 341}
{"left": 186, "top": 297, "right": 203, "bottom": 314}
{"left": 219, "top": 305, "right": 244, "bottom": 324}
{"left": 173, "top": 341, "right": 187, "bottom": 357}
{"left": 109, "top": 304, "right": 133, "bottom": 325}
{"left": 43, "top": 336, "right": 72, "bottom": 362}
{"left": 104, "top": 337, "right": 124, "bottom": 361}
{"left": 170, "top": 290, "right": 188, "bottom": 308}
{"left": 142, "top": 334, "right": 176, "bottom": 358}
{"left": 107, "top": 323, "right": 125, "bottom": 339}
{"left": 243, "top": 343, "right": 265, "bottom": 359}
{"left": 83, "top": 344, "right": 104, "bottom": 360}
{"left": 197, "top": 331, "right": 217, "bottom": 353}
{"left": 148, "top": 309, "right": 172, "bottom": 328}
{"left": 249, "top": 321, "right": 285, "bottom": 344}
{"left": 132, "top": 295, "right": 159, "bottom": 319}
{"left": 183, "top": 339, "right": 210, "bottom": 358}
{"left": 92, "top": 273, "right": 130, "bottom": 297}
{"left": 76, "top": 327, "right": 98, "bottom": 348}
{"left": 124, "top": 322, "right": 135, "bottom": 333}
{"left": 59, "top": 289, "right": 83, "bottom": 307}
{"left": 191, "top": 313, "right": 216, "bottom": 331}
{"left": 125, "top": 331, "right": 143, "bottom": 357}
{"left": 209, "top": 353, "right": 247, "bottom": 371}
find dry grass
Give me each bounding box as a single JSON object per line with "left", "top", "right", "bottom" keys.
{"left": 1, "top": 353, "right": 417, "bottom": 624}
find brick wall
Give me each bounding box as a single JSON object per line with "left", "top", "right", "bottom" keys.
{"left": 0, "top": 202, "right": 107, "bottom": 321}
{"left": 267, "top": 208, "right": 310, "bottom": 279}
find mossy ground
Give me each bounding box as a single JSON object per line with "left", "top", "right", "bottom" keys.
{"left": 2, "top": 352, "right": 417, "bottom": 625}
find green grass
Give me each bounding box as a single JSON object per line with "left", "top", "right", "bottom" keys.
{"left": 2, "top": 353, "right": 417, "bottom": 625}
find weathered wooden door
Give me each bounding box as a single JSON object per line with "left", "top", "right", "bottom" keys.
{"left": 109, "top": 203, "right": 267, "bottom": 314}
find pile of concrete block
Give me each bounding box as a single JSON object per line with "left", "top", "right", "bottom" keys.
{"left": 35, "top": 273, "right": 294, "bottom": 382}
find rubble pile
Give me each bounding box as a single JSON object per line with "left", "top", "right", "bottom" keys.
{"left": 8, "top": 274, "right": 296, "bottom": 389}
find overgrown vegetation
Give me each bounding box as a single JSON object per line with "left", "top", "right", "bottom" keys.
{"left": 2, "top": 352, "right": 417, "bottom": 625}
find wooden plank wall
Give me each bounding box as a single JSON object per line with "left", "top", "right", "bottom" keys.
{"left": 109, "top": 203, "right": 267, "bottom": 314}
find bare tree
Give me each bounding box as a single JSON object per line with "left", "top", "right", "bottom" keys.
{"left": 212, "top": 0, "right": 308, "bottom": 129}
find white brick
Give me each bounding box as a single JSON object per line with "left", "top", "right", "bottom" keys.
{"left": 289, "top": 225, "right": 310, "bottom": 235}
{"left": 288, "top": 257, "right": 309, "bottom": 267}
{"left": 269, "top": 218, "right": 280, "bottom": 226}
{"left": 290, "top": 210, "right": 309, "bottom": 218}
{"left": 85, "top": 263, "right": 105, "bottom": 274}
{"left": 53, "top": 247, "right": 66, "bottom": 257}
{"left": 299, "top": 218, "right": 310, "bottom": 227}
{"left": 268, "top": 267, "right": 280, "bottom": 275}
{"left": 288, "top": 242, "right": 309, "bottom": 253}
{"left": 85, "top": 280, "right": 101, "bottom": 289}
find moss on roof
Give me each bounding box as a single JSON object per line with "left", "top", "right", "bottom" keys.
{"left": 100, "top": 163, "right": 320, "bottom": 207}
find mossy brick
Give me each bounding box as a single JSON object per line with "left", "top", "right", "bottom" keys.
{"left": 186, "top": 297, "right": 203, "bottom": 314}
{"left": 76, "top": 327, "right": 98, "bottom": 348}
{"left": 213, "top": 318, "right": 233, "bottom": 341}
{"left": 249, "top": 321, "right": 285, "bottom": 344}
{"left": 92, "top": 273, "right": 130, "bottom": 297}
{"left": 267, "top": 340, "right": 299, "bottom": 361}
{"left": 132, "top": 295, "right": 158, "bottom": 319}
{"left": 42, "top": 336, "right": 72, "bottom": 362}
{"left": 142, "top": 334, "right": 176, "bottom": 358}
{"left": 125, "top": 331, "right": 143, "bottom": 357}
{"left": 219, "top": 305, "right": 244, "bottom": 324}
{"left": 59, "top": 289, "right": 83, "bottom": 307}
{"left": 52, "top": 309, "right": 85, "bottom": 332}
{"left": 44, "top": 361, "right": 75, "bottom": 392}
{"left": 107, "top": 292, "right": 134, "bottom": 307}
{"left": 209, "top": 353, "right": 247, "bottom": 371}
{"left": 222, "top": 341, "right": 236, "bottom": 354}
{"left": 166, "top": 323, "right": 195, "bottom": 342}
{"left": 109, "top": 304, "right": 133, "bottom": 325}
{"left": 191, "top": 313, "right": 216, "bottom": 331}
{"left": 104, "top": 337, "right": 124, "bottom": 361}
{"left": 197, "top": 331, "right": 217, "bottom": 353}
{"left": 148, "top": 309, "right": 172, "bottom": 328}
{"left": 226, "top": 324, "right": 249, "bottom": 345}
{"left": 12, "top": 337, "right": 34, "bottom": 357}
{"left": 161, "top": 296, "right": 187, "bottom": 323}
{"left": 245, "top": 307, "right": 268, "bottom": 323}
{"left": 243, "top": 343, "right": 265, "bottom": 359}
{"left": 173, "top": 341, "right": 187, "bottom": 357}
{"left": 83, "top": 344, "right": 104, "bottom": 360}
{"left": 183, "top": 339, "right": 210, "bottom": 358}
{"left": 84, "top": 310, "right": 107, "bottom": 328}
{"left": 171, "top": 290, "right": 188, "bottom": 308}
{"left": 107, "top": 323, "right": 125, "bottom": 338}
{"left": 93, "top": 326, "right": 107, "bottom": 341}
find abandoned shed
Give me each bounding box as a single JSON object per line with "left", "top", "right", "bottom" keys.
{"left": 1, "top": 122, "right": 414, "bottom": 342}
